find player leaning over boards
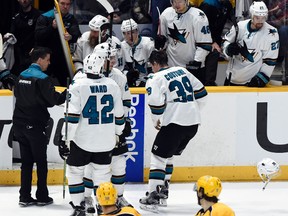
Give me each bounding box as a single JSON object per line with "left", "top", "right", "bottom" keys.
{"left": 156, "top": 0, "right": 212, "bottom": 84}
{"left": 96, "top": 182, "right": 141, "bottom": 216}
{"left": 194, "top": 175, "right": 235, "bottom": 216}
{"left": 59, "top": 50, "right": 125, "bottom": 216}
{"left": 139, "top": 50, "right": 208, "bottom": 213}
{"left": 223, "top": 1, "right": 279, "bottom": 87}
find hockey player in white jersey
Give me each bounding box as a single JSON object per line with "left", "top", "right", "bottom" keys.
{"left": 223, "top": 1, "right": 279, "bottom": 87}
{"left": 157, "top": 0, "right": 212, "bottom": 84}
{"left": 75, "top": 42, "right": 132, "bottom": 214}
{"left": 60, "top": 50, "right": 125, "bottom": 216}
{"left": 73, "top": 15, "right": 124, "bottom": 73}
{"left": 139, "top": 50, "right": 208, "bottom": 213}
{"left": 121, "top": 18, "right": 155, "bottom": 87}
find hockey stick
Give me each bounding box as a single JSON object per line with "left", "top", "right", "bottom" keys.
{"left": 63, "top": 77, "right": 70, "bottom": 199}
{"left": 97, "top": 0, "right": 114, "bottom": 76}
{"left": 0, "top": 34, "right": 3, "bottom": 59}
{"left": 227, "top": 10, "right": 239, "bottom": 86}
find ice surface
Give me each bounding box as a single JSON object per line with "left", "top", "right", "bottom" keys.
{"left": 0, "top": 181, "right": 287, "bottom": 216}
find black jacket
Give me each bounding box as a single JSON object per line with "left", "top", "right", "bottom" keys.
{"left": 34, "top": 9, "right": 81, "bottom": 86}
{"left": 10, "top": 7, "right": 41, "bottom": 75}
{"left": 199, "top": 0, "right": 233, "bottom": 46}
{"left": 13, "top": 64, "right": 66, "bottom": 126}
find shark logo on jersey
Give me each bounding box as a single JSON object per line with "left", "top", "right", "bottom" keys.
{"left": 268, "top": 28, "right": 277, "bottom": 36}
{"left": 168, "top": 23, "right": 187, "bottom": 44}
{"left": 239, "top": 41, "right": 254, "bottom": 62}
{"left": 198, "top": 11, "right": 206, "bottom": 18}
{"left": 133, "top": 59, "right": 147, "bottom": 74}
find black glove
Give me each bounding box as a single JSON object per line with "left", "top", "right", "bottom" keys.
{"left": 186, "top": 61, "right": 201, "bottom": 72}
{"left": 0, "top": 69, "right": 16, "bottom": 90}
{"left": 126, "top": 68, "right": 139, "bottom": 87}
{"left": 119, "top": 133, "right": 126, "bottom": 144}
{"left": 247, "top": 72, "right": 269, "bottom": 87}
{"left": 58, "top": 139, "right": 70, "bottom": 160}
{"left": 122, "top": 118, "right": 132, "bottom": 137}
{"left": 155, "top": 35, "right": 167, "bottom": 50}
{"left": 226, "top": 42, "right": 241, "bottom": 57}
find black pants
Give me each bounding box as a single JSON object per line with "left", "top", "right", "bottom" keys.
{"left": 204, "top": 50, "right": 219, "bottom": 86}
{"left": 13, "top": 123, "right": 49, "bottom": 200}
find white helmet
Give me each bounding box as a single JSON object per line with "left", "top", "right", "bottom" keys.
{"left": 83, "top": 52, "right": 105, "bottom": 75}
{"left": 249, "top": 1, "right": 268, "bottom": 18}
{"left": 93, "top": 42, "right": 117, "bottom": 58}
{"left": 121, "top": 19, "right": 138, "bottom": 33}
{"left": 89, "top": 15, "right": 109, "bottom": 31}
{"left": 257, "top": 158, "right": 280, "bottom": 182}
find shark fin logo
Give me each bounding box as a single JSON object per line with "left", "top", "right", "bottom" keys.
{"left": 168, "top": 23, "right": 188, "bottom": 44}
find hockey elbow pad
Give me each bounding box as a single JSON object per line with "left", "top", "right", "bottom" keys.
{"left": 247, "top": 72, "right": 270, "bottom": 87}
{"left": 155, "top": 35, "right": 167, "bottom": 50}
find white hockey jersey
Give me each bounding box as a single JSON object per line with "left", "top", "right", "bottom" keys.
{"left": 160, "top": 6, "right": 212, "bottom": 67}
{"left": 223, "top": 20, "right": 279, "bottom": 85}
{"left": 145, "top": 67, "right": 208, "bottom": 127}
{"left": 108, "top": 68, "right": 131, "bottom": 117}
{"left": 66, "top": 76, "right": 125, "bottom": 152}
{"left": 121, "top": 35, "right": 155, "bottom": 81}
{"left": 73, "top": 68, "right": 131, "bottom": 117}
{"left": 73, "top": 32, "right": 124, "bottom": 72}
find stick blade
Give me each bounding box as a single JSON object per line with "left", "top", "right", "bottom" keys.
{"left": 97, "top": 0, "right": 114, "bottom": 14}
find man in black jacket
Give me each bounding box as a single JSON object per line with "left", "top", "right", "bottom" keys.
{"left": 13, "top": 46, "right": 66, "bottom": 207}
{"left": 199, "top": 0, "right": 233, "bottom": 86}
{"left": 9, "top": 0, "right": 41, "bottom": 75}
{"left": 35, "top": 0, "right": 81, "bottom": 86}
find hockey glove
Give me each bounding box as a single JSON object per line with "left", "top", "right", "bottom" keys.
{"left": 126, "top": 68, "right": 139, "bottom": 87}
{"left": 226, "top": 42, "right": 241, "bottom": 57}
{"left": 58, "top": 138, "right": 70, "bottom": 160}
{"left": 186, "top": 61, "right": 201, "bottom": 73}
{"left": 0, "top": 69, "right": 16, "bottom": 90}
{"left": 122, "top": 118, "right": 132, "bottom": 137}
{"left": 155, "top": 35, "right": 167, "bottom": 50}
{"left": 115, "top": 133, "right": 127, "bottom": 149}
{"left": 246, "top": 72, "right": 270, "bottom": 87}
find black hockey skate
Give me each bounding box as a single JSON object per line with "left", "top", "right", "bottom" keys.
{"left": 96, "top": 204, "right": 103, "bottom": 215}
{"left": 70, "top": 201, "right": 86, "bottom": 216}
{"left": 84, "top": 196, "right": 96, "bottom": 215}
{"left": 117, "top": 196, "right": 133, "bottom": 208}
{"left": 139, "top": 191, "right": 160, "bottom": 213}
{"left": 157, "top": 180, "right": 169, "bottom": 207}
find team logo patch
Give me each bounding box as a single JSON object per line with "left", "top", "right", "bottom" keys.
{"left": 168, "top": 23, "right": 188, "bottom": 44}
